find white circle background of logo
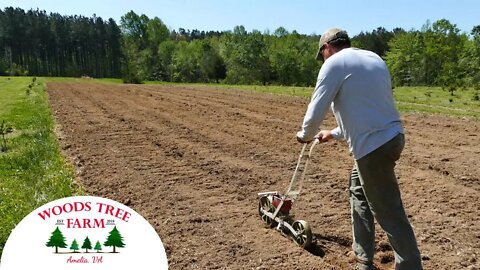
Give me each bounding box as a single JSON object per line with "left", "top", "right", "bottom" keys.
{"left": 0, "top": 196, "right": 168, "bottom": 269}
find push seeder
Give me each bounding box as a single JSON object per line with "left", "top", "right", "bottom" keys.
{"left": 257, "top": 139, "right": 319, "bottom": 249}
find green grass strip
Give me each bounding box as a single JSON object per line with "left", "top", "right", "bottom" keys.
{"left": 0, "top": 76, "right": 81, "bottom": 256}
{"left": 392, "top": 86, "right": 480, "bottom": 118}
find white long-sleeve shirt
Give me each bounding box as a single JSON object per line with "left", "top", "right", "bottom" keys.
{"left": 297, "top": 48, "right": 403, "bottom": 160}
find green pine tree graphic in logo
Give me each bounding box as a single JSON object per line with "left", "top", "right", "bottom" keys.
{"left": 94, "top": 240, "right": 103, "bottom": 253}
{"left": 46, "top": 226, "right": 67, "bottom": 253}
{"left": 45, "top": 225, "right": 126, "bottom": 254}
{"left": 81, "top": 236, "right": 93, "bottom": 253}
{"left": 69, "top": 239, "right": 80, "bottom": 253}
{"left": 104, "top": 226, "right": 125, "bottom": 253}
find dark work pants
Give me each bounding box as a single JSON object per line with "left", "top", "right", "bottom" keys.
{"left": 350, "top": 134, "right": 423, "bottom": 270}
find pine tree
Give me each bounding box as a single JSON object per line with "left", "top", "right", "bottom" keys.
{"left": 81, "top": 236, "right": 93, "bottom": 253}
{"left": 46, "top": 226, "right": 67, "bottom": 253}
{"left": 94, "top": 240, "right": 103, "bottom": 253}
{"left": 70, "top": 239, "right": 80, "bottom": 253}
{"left": 104, "top": 226, "right": 125, "bottom": 253}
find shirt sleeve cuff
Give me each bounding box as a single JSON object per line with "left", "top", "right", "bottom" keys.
{"left": 331, "top": 127, "right": 344, "bottom": 140}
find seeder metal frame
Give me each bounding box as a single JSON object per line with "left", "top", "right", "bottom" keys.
{"left": 257, "top": 139, "right": 319, "bottom": 248}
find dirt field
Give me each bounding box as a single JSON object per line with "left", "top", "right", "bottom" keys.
{"left": 47, "top": 82, "right": 479, "bottom": 270}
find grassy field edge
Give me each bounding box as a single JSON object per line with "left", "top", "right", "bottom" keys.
{"left": 0, "top": 77, "right": 82, "bottom": 257}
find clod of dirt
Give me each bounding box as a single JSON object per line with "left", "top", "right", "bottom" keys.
{"left": 378, "top": 241, "right": 392, "bottom": 252}
{"left": 189, "top": 217, "right": 210, "bottom": 224}
{"left": 421, "top": 254, "right": 431, "bottom": 261}
{"left": 379, "top": 253, "right": 394, "bottom": 264}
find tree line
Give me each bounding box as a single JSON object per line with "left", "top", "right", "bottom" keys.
{"left": 0, "top": 7, "right": 122, "bottom": 78}
{"left": 1, "top": 7, "right": 479, "bottom": 89}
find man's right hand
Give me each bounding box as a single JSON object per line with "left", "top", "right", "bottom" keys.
{"left": 317, "top": 130, "right": 334, "bottom": 143}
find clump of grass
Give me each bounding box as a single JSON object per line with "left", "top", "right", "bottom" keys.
{"left": 473, "top": 91, "right": 480, "bottom": 101}
{"left": 26, "top": 83, "right": 32, "bottom": 95}
{"left": 25, "top": 77, "right": 38, "bottom": 96}
{"left": 0, "top": 120, "right": 13, "bottom": 152}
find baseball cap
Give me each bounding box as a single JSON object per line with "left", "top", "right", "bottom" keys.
{"left": 315, "top": 28, "right": 350, "bottom": 60}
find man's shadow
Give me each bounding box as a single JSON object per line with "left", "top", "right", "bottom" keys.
{"left": 306, "top": 233, "right": 352, "bottom": 257}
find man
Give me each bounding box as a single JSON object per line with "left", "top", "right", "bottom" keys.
{"left": 296, "top": 28, "right": 423, "bottom": 270}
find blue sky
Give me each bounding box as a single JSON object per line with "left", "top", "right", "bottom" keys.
{"left": 2, "top": 0, "right": 479, "bottom": 36}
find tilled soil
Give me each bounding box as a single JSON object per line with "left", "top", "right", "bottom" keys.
{"left": 47, "top": 82, "right": 480, "bottom": 270}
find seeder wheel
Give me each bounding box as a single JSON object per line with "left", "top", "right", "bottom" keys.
{"left": 258, "top": 196, "right": 278, "bottom": 228}
{"left": 292, "top": 220, "right": 312, "bottom": 248}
